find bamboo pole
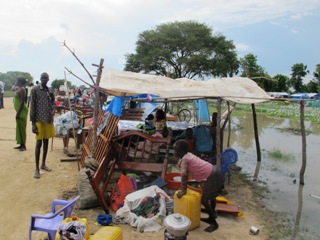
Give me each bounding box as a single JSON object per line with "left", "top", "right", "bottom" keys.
{"left": 91, "top": 59, "right": 104, "bottom": 159}
{"left": 299, "top": 100, "right": 306, "bottom": 185}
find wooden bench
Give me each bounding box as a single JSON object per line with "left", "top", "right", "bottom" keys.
{"left": 113, "top": 130, "right": 172, "bottom": 178}
{"left": 120, "top": 108, "right": 145, "bottom": 121}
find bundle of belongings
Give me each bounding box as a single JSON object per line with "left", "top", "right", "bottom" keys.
{"left": 115, "top": 185, "right": 172, "bottom": 232}
{"left": 54, "top": 111, "right": 80, "bottom": 136}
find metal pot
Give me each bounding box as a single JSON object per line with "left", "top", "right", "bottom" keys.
{"left": 164, "top": 213, "right": 191, "bottom": 237}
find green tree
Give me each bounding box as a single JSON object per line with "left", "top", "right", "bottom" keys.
{"left": 240, "top": 53, "right": 265, "bottom": 78}
{"left": 51, "top": 79, "right": 72, "bottom": 91}
{"left": 311, "top": 64, "right": 320, "bottom": 92}
{"left": 239, "top": 53, "right": 276, "bottom": 91}
{"left": 290, "top": 63, "right": 309, "bottom": 92}
{"left": 306, "top": 81, "right": 318, "bottom": 93}
{"left": 273, "top": 74, "right": 289, "bottom": 92}
{"left": 124, "top": 21, "right": 239, "bottom": 79}
{"left": 0, "top": 71, "right": 33, "bottom": 91}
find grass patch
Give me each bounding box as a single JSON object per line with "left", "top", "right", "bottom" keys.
{"left": 267, "top": 148, "right": 295, "bottom": 162}
{"left": 208, "top": 100, "right": 320, "bottom": 124}
{"left": 3, "top": 91, "right": 14, "bottom": 97}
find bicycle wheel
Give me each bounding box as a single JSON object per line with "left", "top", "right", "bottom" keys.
{"left": 178, "top": 108, "right": 192, "bottom": 122}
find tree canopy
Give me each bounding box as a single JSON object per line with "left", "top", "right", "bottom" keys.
{"left": 51, "top": 79, "right": 72, "bottom": 91}
{"left": 0, "top": 71, "right": 33, "bottom": 91}
{"left": 290, "top": 63, "right": 309, "bottom": 92}
{"left": 124, "top": 21, "right": 239, "bottom": 79}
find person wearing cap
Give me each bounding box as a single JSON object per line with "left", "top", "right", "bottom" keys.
{"left": 30, "top": 72, "right": 55, "bottom": 179}
{"left": 13, "top": 76, "right": 28, "bottom": 151}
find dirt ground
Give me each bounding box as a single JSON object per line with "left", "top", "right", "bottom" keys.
{"left": 0, "top": 97, "right": 280, "bottom": 240}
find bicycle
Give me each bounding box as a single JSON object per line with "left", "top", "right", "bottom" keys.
{"left": 161, "top": 102, "right": 192, "bottom": 122}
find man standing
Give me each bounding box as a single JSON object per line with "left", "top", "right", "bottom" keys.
{"left": 0, "top": 80, "right": 5, "bottom": 109}
{"left": 30, "top": 72, "right": 55, "bottom": 179}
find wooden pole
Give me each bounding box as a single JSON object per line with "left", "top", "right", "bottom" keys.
{"left": 64, "top": 71, "right": 80, "bottom": 171}
{"left": 299, "top": 100, "right": 306, "bottom": 185}
{"left": 216, "top": 98, "right": 222, "bottom": 167}
{"left": 251, "top": 104, "right": 261, "bottom": 163}
{"left": 91, "top": 59, "right": 104, "bottom": 159}
{"left": 227, "top": 101, "right": 231, "bottom": 148}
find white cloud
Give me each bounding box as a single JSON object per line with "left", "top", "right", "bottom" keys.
{"left": 0, "top": 0, "right": 319, "bottom": 83}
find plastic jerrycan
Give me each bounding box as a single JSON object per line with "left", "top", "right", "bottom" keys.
{"left": 174, "top": 188, "right": 201, "bottom": 231}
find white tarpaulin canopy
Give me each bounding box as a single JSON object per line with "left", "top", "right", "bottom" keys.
{"left": 100, "top": 68, "right": 273, "bottom": 104}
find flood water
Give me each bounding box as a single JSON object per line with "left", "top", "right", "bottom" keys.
{"left": 227, "top": 114, "right": 320, "bottom": 239}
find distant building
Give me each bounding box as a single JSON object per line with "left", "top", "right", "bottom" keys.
{"left": 290, "top": 92, "right": 309, "bottom": 101}
{"left": 307, "top": 93, "right": 320, "bottom": 100}
{"left": 267, "top": 92, "right": 290, "bottom": 98}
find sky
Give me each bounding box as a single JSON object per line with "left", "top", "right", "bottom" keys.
{"left": 0, "top": 0, "right": 319, "bottom": 86}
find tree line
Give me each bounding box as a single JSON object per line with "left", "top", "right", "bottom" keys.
{"left": 1, "top": 21, "right": 319, "bottom": 94}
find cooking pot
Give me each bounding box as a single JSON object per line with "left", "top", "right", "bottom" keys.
{"left": 164, "top": 213, "right": 191, "bottom": 237}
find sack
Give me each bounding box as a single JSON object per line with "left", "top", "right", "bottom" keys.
{"left": 193, "top": 125, "right": 213, "bottom": 153}
{"left": 78, "top": 168, "right": 99, "bottom": 209}
{"left": 110, "top": 174, "right": 136, "bottom": 211}
{"left": 58, "top": 221, "right": 86, "bottom": 240}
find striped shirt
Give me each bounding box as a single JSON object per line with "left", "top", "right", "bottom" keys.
{"left": 30, "top": 84, "right": 55, "bottom": 123}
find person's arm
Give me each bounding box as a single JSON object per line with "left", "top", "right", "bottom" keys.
{"left": 29, "top": 88, "right": 38, "bottom": 134}
{"left": 177, "top": 159, "right": 188, "bottom": 198}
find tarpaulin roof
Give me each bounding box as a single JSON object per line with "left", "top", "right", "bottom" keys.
{"left": 100, "top": 68, "right": 273, "bottom": 104}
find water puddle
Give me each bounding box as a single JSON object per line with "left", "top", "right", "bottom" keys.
{"left": 227, "top": 114, "right": 320, "bottom": 239}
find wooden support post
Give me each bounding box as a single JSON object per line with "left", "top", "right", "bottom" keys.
{"left": 299, "top": 100, "right": 306, "bottom": 185}
{"left": 91, "top": 58, "right": 104, "bottom": 159}
{"left": 251, "top": 104, "right": 261, "bottom": 162}
{"left": 216, "top": 98, "right": 222, "bottom": 168}
{"left": 227, "top": 101, "right": 231, "bottom": 148}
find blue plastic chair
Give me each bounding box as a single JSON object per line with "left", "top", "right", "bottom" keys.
{"left": 28, "top": 195, "right": 80, "bottom": 240}
{"left": 220, "top": 148, "right": 238, "bottom": 185}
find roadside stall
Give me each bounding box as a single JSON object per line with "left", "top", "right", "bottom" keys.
{"left": 79, "top": 68, "right": 273, "bottom": 215}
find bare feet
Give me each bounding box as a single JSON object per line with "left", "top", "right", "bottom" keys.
{"left": 41, "top": 165, "right": 52, "bottom": 172}
{"left": 34, "top": 170, "right": 40, "bottom": 179}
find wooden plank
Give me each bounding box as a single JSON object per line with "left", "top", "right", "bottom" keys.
{"left": 60, "top": 158, "right": 78, "bottom": 162}
{"left": 115, "top": 161, "right": 164, "bottom": 173}
{"left": 216, "top": 203, "right": 241, "bottom": 213}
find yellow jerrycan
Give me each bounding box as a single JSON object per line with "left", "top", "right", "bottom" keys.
{"left": 174, "top": 188, "right": 201, "bottom": 231}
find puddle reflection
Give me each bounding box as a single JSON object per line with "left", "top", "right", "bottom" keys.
{"left": 227, "top": 113, "right": 320, "bottom": 239}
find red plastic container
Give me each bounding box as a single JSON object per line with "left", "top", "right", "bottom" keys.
{"left": 165, "top": 173, "right": 193, "bottom": 190}
{"left": 165, "top": 172, "right": 183, "bottom": 190}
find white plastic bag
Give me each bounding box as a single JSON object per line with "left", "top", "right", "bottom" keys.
{"left": 58, "top": 221, "right": 86, "bottom": 240}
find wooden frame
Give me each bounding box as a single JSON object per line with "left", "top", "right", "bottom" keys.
{"left": 85, "top": 130, "right": 172, "bottom": 213}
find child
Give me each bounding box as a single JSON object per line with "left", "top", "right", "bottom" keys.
{"left": 173, "top": 139, "right": 224, "bottom": 232}
{"left": 175, "top": 127, "right": 194, "bottom": 152}
{"left": 144, "top": 113, "right": 155, "bottom": 133}
{"left": 154, "top": 109, "right": 168, "bottom": 137}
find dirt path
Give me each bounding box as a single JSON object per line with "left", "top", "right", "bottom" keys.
{"left": 0, "top": 97, "right": 273, "bottom": 240}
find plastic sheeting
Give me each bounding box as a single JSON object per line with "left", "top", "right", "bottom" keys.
{"left": 100, "top": 68, "right": 273, "bottom": 104}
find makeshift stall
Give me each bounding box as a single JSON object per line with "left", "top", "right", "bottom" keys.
{"left": 79, "top": 67, "right": 274, "bottom": 214}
